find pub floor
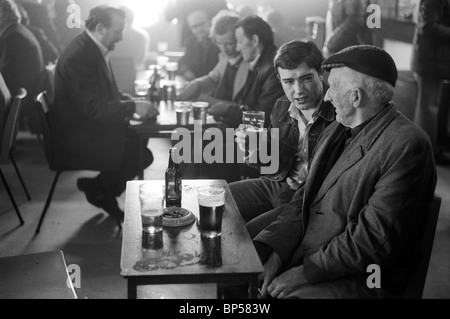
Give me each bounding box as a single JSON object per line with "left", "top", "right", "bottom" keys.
{"left": 0, "top": 132, "right": 449, "bottom": 299}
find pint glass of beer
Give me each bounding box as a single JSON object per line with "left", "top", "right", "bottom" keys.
{"left": 198, "top": 186, "right": 225, "bottom": 238}
{"left": 242, "top": 111, "right": 265, "bottom": 155}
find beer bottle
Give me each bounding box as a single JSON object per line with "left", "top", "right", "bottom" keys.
{"left": 165, "top": 147, "right": 182, "bottom": 207}
{"left": 148, "top": 65, "right": 162, "bottom": 105}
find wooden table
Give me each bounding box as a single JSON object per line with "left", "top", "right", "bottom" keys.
{"left": 120, "top": 179, "right": 263, "bottom": 299}
{"left": 129, "top": 101, "right": 217, "bottom": 179}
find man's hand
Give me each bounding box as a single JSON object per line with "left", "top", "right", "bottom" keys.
{"left": 177, "top": 82, "right": 199, "bottom": 101}
{"left": 135, "top": 100, "right": 159, "bottom": 119}
{"left": 259, "top": 252, "right": 283, "bottom": 299}
{"left": 208, "top": 102, "right": 230, "bottom": 120}
{"left": 266, "top": 265, "right": 307, "bottom": 299}
{"left": 183, "top": 70, "right": 196, "bottom": 81}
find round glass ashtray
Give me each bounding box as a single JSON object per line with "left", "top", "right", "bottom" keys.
{"left": 163, "top": 207, "right": 196, "bottom": 227}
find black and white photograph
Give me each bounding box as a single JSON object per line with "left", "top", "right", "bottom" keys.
{"left": 0, "top": 0, "right": 448, "bottom": 306}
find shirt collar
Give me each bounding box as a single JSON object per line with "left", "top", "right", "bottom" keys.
{"left": 248, "top": 53, "right": 261, "bottom": 71}
{"left": 228, "top": 54, "right": 242, "bottom": 67}
{"left": 86, "top": 29, "right": 110, "bottom": 61}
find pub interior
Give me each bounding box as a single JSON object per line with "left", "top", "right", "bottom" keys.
{"left": 0, "top": 0, "right": 449, "bottom": 300}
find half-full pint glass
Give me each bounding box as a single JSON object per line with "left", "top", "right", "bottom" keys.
{"left": 139, "top": 184, "right": 164, "bottom": 234}
{"left": 198, "top": 186, "right": 225, "bottom": 238}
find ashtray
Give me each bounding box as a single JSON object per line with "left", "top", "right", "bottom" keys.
{"left": 163, "top": 207, "right": 196, "bottom": 227}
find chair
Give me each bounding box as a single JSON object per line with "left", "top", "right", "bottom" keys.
{"left": 402, "top": 194, "right": 442, "bottom": 299}
{"left": 0, "top": 88, "right": 30, "bottom": 225}
{"left": 34, "top": 91, "right": 67, "bottom": 233}
{"left": 0, "top": 250, "right": 78, "bottom": 299}
{"left": 34, "top": 91, "right": 122, "bottom": 233}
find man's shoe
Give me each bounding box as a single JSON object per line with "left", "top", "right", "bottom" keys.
{"left": 77, "top": 178, "right": 103, "bottom": 208}
{"left": 77, "top": 177, "right": 124, "bottom": 223}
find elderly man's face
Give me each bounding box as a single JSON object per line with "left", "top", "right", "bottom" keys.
{"left": 278, "top": 63, "right": 324, "bottom": 111}
{"left": 324, "top": 67, "right": 356, "bottom": 126}
{"left": 214, "top": 31, "right": 238, "bottom": 58}
{"left": 235, "top": 27, "right": 258, "bottom": 63}
{"left": 99, "top": 13, "right": 125, "bottom": 51}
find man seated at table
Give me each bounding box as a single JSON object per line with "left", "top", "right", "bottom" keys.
{"left": 178, "top": 9, "right": 219, "bottom": 81}
{"left": 230, "top": 40, "right": 335, "bottom": 238}
{"left": 177, "top": 10, "right": 249, "bottom": 107}
{"left": 179, "top": 15, "right": 284, "bottom": 182}
{"left": 208, "top": 15, "right": 284, "bottom": 129}
{"left": 50, "top": 5, "right": 159, "bottom": 222}
{"left": 224, "top": 45, "right": 437, "bottom": 299}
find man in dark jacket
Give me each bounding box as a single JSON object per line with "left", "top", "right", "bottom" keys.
{"left": 255, "top": 46, "right": 436, "bottom": 299}
{"left": 209, "top": 15, "right": 284, "bottom": 129}
{"left": 51, "top": 5, "right": 158, "bottom": 222}
{"left": 178, "top": 9, "right": 219, "bottom": 81}
{"left": 0, "top": 0, "right": 43, "bottom": 132}
{"left": 322, "top": 0, "right": 373, "bottom": 58}
{"left": 411, "top": 0, "right": 450, "bottom": 164}
{"left": 230, "top": 40, "right": 335, "bottom": 237}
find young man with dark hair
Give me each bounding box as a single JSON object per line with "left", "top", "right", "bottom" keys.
{"left": 230, "top": 40, "right": 335, "bottom": 237}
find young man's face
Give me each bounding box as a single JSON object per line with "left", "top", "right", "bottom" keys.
{"left": 277, "top": 63, "right": 324, "bottom": 111}
{"left": 214, "top": 31, "right": 238, "bottom": 59}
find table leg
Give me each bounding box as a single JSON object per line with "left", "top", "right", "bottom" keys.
{"left": 138, "top": 136, "right": 145, "bottom": 180}
{"left": 248, "top": 277, "right": 259, "bottom": 299}
{"left": 127, "top": 279, "right": 137, "bottom": 299}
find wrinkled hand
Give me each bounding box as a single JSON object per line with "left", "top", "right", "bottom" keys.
{"left": 259, "top": 252, "right": 283, "bottom": 299}
{"left": 135, "top": 100, "right": 159, "bottom": 119}
{"left": 266, "top": 265, "right": 307, "bottom": 299}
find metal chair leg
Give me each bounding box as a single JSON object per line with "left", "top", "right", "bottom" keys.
{"left": 0, "top": 168, "right": 24, "bottom": 225}
{"left": 35, "top": 171, "right": 61, "bottom": 234}
{"left": 9, "top": 152, "right": 31, "bottom": 200}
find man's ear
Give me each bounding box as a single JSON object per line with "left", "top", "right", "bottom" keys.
{"left": 352, "top": 88, "right": 363, "bottom": 108}
{"left": 95, "top": 23, "right": 105, "bottom": 35}
{"left": 251, "top": 34, "right": 260, "bottom": 47}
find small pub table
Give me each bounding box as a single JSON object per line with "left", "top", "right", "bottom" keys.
{"left": 120, "top": 179, "right": 263, "bottom": 299}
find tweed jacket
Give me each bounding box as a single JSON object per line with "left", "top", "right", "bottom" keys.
{"left": 50, "top": 32, "right": 136, "bottom": 171}
{"left": 255, "top": 104, "right": 437, "bottom": 295}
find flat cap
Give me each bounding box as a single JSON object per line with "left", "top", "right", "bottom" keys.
{"left": 322, "top": 45, "right": 398, "bottom": 87}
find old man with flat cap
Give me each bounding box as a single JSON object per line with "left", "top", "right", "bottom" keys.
{"left": 251, "top": 45, "right": 437, "bottom": 299}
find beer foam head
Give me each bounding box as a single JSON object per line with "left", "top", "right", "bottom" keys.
{"left": 192, "top": 102, "right": 209, "bottom": 108}
{"left": 198, "top": 186, "right": 225, "bottom": 207}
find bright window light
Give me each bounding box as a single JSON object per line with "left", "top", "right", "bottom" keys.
{"left": 126, "top": 0, "right": 169, "bottom": 27}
